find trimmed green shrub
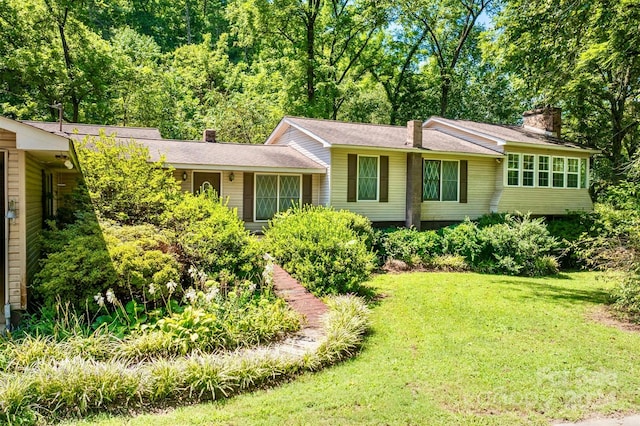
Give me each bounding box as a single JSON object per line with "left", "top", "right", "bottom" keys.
{"left": 165, "top": 191, "right": 264, "bottom": 283}
{"left": 442, "top": 219, "right": 482, "bottom": 262}
{"left": 34, "top": 219, "right": 180, "bottom": 311}
{"left": 428, "top": 254, "right": 469, "bottom": 272}
{"left": 378, "top": 227, "right": 442, "bottom": 266}
{"left": 264, "top": 206, "right": 376, "bottom": 296}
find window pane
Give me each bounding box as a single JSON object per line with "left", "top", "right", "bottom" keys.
{"left": 279, "top": 175, "right": 300, "bottom": 212}
{"left": 567, "top": 173, "right": 578, "bottom": 188}
{"left": 553, "top": 157, "right": 564, "bottom": 172}
{"left": 567, "top": 158, "right": 579, "bottom": 173}
{"left": 422, "top": 160, "right": 440, "bottom": 201}
{"left": 442, "top": 161, "right": 458, "bottom": 201}
{"left": 538, "top": 156, "right": 549, "bottom": 187}
{"left": 522, "top": 155, "right": 534, "bottom": 187}
{"left": 507, "top": 153, "right": 519, "bottom": 186}
{"left": 358, "top": 156, "right": 378, "bottom": 200}
{"left": 553, "top": 172, "right": 564, "bottom": 188}
{"left": 255, "top": 175, "right": 278, "bottom": 220}
{"left": 580, "top": 158, "right": 588, "bottom": 188}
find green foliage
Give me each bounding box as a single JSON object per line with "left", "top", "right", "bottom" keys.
{"left": 428, "top": 254, "right": 469, "bottom": 272}
{"left": 441, "top": 215, "right": 559, "bottom": 277}
{"left": 264, "top": 206, "right": 376, "bottom": 296}
{"left": 611, "top": 276, "right": 640, "bottom": 323}
{"left": 377, "top": 227, "right": 442, "bottom": 266}
{"left": 0, "top": 295, "right": 369, "bottom": 423}
{"left": 166, "top": 191, "right": 264, "bottom": 282}
{"left": 34, "top": 219, "right": 180, "bottom": 311}
{"left": 76, "top": 134, "right": 180, "bottom": 225}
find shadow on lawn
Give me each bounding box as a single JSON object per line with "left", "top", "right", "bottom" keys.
{"left": 494, "top": 277, "right": 610, "bottom": 306}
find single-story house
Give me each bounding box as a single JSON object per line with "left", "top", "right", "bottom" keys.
{"left": 0, "top": 107, "right": 596, "bottom": 327}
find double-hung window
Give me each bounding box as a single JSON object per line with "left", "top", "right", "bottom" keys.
{"left": 522, "top": 154, "right": 535, "bottom": 187}
{"left": 358, "top": 156, "right": 378, "bottom": 201}
{"left": 580, "top": 158, "right": 588, "bottom": 188}
{"left": 255, "top": 174, "right": 301, "bottom": 220}
{"left": 507, "top": 153, "right": 520, "bottom": 186}
{"left": 567, "top": 158, "right": 579, "bottom": 188}
{"left": 422, "top": 159, "right": 458, "bottom": 201}
{"left": 552, "top": 157, "right": 565, "bottom": 188}
{"left": 538, "top": 156, "right": 550, "bottom": 187}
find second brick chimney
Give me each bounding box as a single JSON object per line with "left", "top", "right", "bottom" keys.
{"left": 407, "top": 120, "right": 423, "bottom": 148}
{"left": 522, "top": 106, "right": 562, "bottom": 138}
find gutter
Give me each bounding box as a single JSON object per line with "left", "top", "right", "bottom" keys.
{"left": 3, "top": 150, "right": 9, "bottom": 332}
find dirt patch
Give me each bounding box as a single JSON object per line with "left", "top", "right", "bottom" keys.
{"left": 588, "top": 306, "right": 640, "bottom": 333}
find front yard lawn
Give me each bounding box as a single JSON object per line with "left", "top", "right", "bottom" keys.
{"left": 66, "top": 272, "right": 640, "bottom": 425}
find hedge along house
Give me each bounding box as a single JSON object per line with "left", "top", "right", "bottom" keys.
{"left": 0, "top": 117, "right": 76, "bottom": 330}
{"left": 265, "top": 107, "right": 598, "bottom": 229}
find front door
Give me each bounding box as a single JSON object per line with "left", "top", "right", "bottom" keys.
{"left": 193, "top": 172, "right": 221, "bottom": 196}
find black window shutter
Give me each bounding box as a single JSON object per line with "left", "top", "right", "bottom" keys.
{"left": 459, "top": 160, "right": 468, "bottom": 204}
{"left": 243, "top": 172, "right": 254, "bottom": 221}
{"left": 380, "top": 155, "right": 389, "bottom": 202}
{"left": 347, "top": 154, "right": 357, "bottom": 202}
{"left": 302, "top": 174, "right": 312, "bottom": 205}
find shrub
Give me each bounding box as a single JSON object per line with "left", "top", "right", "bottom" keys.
{"left": 611, "top": 275, "right": 640, "bottom": 323}
{"left": 76, "top": 134, "right": 180, "bottom": 225}
{"left": 264, "top": 206, "right": 376, "bottom": 296}
{"left": 378, "top": 228, "right": 442, "bottom": 266}
{"left": 428, "top": 254, "right": 469, "bottom": 272}
{"left": 34, "top": 219, "right": 181, "bottom": 311}
{"left": 442, "top": 219, "right": 481, "bottom": 262}
{"left": 165, "top": 191, "right": 264, "bottom": 283}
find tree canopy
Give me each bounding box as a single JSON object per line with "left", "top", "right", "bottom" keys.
{"left": 1, "top": 0, "right": 638, "bottom": 183}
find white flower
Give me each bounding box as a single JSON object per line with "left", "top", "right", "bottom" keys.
{"left": 148, "top": 283, "right": 156, "bottom": 295}
{"left": 106, "top": 289, "right": 116, "bottom": 305}
{"left": 184, "top": 287, "right": 197, "bottom": 304}
{"left": 248, "top": 283, "right": 257, "bottom": 293}
{"left": 205, "top": 286, "right": 219, "bottom": 303}
{"left": 198, "top": 271, "right": 207, "bottom": 285}
{"left": 166, "top": 280, "right": 177, "bottom": 293}
{"left": 93, "top": 293, "right": 104, "bottom": 307}
{"left": 188, "top": 265, "right": 198, "bottom": 280}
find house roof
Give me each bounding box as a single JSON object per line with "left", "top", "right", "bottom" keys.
{"left": 22, "top": 121, "right": 326, "bottom": 173}
{"left": 21, "top": 121, "right": 163, "bottom": 140}
{"left": 270, "top": 116, "right": 503, "bottom": 156}
{"left": 425, "top": 117, "right": 592, "bottom": 151}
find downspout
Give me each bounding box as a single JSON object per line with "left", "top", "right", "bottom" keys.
{"left": 4, "top": 150, "right": 10, "bottom": 331}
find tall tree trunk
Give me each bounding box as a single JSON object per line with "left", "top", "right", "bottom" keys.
{"left": 440, "top": 74, "right": 450, "bottom": 117}
{"left": 185, "top": 0, "right": 192, "bottom": 44}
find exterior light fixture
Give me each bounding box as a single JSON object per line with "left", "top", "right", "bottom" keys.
{"left": 229, "top": 172, "right": 235, "bottom": 182}
{"left": 182, "top": 171, "right": 188, "bottom": 181}
{"left": 6, "top": 200, "right": 16, "bottom": 223}
{"left": 64, "top": 159, "right": 73, "bottom": 169}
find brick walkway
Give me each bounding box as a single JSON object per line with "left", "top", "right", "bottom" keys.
{"left": 272, "top": 265, "right": 328, "bottom": 330}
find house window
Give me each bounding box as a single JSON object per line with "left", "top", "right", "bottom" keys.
{"left": 422, "top": 159, "right": 458, "bottom": 201}
{"left": 538, "top": 156, "right": 550, "bottom": 187}
{"left": 507, "top": 153, "right": 520, "bottom": 186}
{"left": 580, "top": 158, "right": 588, "bottom": 188}
{"left": 358, "top": 156, "right": 378, "bottom": 201}
{"left": 423, "top": 160, "right": 440, "bottom": 201}
{"left": 567, "top": 158, "right": 579, "bottom": 188}
{"left": 255, "top": 174, "right": 301, "bottom": 221}
{"left": 522, "top": 154, "right": 535, "bottom": 187}
{"left": 552, "top": 157, "right": 565, "bottom": 188}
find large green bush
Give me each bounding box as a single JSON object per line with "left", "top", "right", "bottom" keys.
{"left": 76, "top": 134, "right": 180, "bottom": 225}
{"left": 34, "top": 219, "right": 181, "bottom": 311}
{"left": 264, "top": 206, "right": 376, "bottom": 295}
{"left": 377, "top": 227, "right": 442, "bottom": 266}
{"left": 165, "top": 191, "right": 264, "bottom": 283}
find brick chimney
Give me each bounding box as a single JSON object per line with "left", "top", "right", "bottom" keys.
{"left": 407, "top": 120, "right": 422, "bottom": 148}
{"left": 522, "top": 106, "right": 562, "bottom": 138}
{"left": 203, "top": 129, "right": 217, "bottom": 143}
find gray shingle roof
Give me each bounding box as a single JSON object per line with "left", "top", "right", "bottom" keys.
{"left": 283, "top": 116, "right": 502, "bottom": 155}
{"left": 21, "top": 121, "right": 163, "bottom": 140}
{"left": 429, "top": 117, "right": 586, "bottom": 149}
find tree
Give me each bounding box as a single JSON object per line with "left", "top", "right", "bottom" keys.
{"left": 496, "top": 0, "right": 640, "bottom": 181}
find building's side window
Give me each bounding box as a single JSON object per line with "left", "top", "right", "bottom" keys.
{"left": 522, "top": 154, "right": 535, "bottom": 187}
{"left": 538, "top": 156, "right": 550, "bottom": 187}
{"left": 580, "top": 158, "right": 588, "bottom": 188}
{"left": 567, "top": 158, "right": 579, "bottom": 188}
{"left": 422, "top": 159, "right": 458, "bottom": 201}
{"left": 507, "top": 153, "right": 520, "bottom": 186}
{"left": 506, "top": 153, "right": 589, "bottom": 189}
{"left": 552, "top": 157, "right": 565, "bottom": 188}
{"left": 255, "top": 174, "right": 301, "bottom": 221}
{"left": 442, "top": 161, "right": 459, "bottom": 201}
{"left": 423, "top": 160, "right": 440, "bottom": 201}
{"left": 358, "top": 155, "right": 378, "bottom": 201}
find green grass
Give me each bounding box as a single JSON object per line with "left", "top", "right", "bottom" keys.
{"left": 64, "top": 272, "right": 640, "bottom": 425}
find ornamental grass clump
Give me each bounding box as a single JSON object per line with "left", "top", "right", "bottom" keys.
{"left": 0, "top": 295, "right": 370, "bottom": 424}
